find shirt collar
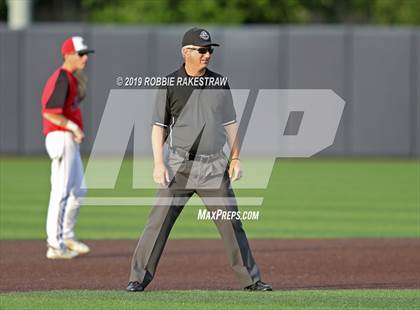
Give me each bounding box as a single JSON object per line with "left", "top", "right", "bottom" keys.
{"left": 179, "top": 63, "right": 207, "bottom": 77}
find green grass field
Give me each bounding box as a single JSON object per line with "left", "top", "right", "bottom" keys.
{"left": 0, "top": 158, "right": 419, "bottom": 239}
{"left": 1, "top": 158, "right": 419, "bottom": 309}
{"left": 0, "top": 289, "right": 419, "bottom": 310}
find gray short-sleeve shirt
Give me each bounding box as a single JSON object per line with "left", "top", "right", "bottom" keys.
{"left": 152, "top": 65, "right": 236, "bottom": 154}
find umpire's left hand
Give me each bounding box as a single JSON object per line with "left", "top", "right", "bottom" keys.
{"left": 229, "top": 159, "right": 242, "bottom": 182}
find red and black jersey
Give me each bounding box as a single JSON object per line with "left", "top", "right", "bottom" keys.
{"left": 41, "top": 68, "right": 83, "bottom": 135}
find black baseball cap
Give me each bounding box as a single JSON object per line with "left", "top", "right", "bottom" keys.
{"left": 182, "top": 27, "right": 220, "bottom": 47}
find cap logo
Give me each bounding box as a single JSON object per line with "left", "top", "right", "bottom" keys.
{"left": 199, "top": 31, "right": 209, "bottom": 41}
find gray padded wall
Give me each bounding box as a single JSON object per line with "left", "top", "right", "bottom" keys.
{"left": 221, "top": 27, "right": 286, "bottom": 89}
{"left": 351, "top": 28, "right": 412, "bottom": 156}
{"left": 0, "top": 30, "right": 20, "bottom": 153}
{"left": 287, "top": 27, "right": 347, "bottom": 156}
{"left": 88, "top": 27, "right": 152, "bottom": 154}
{"left": 0, "top": 25, "right": 418, "bottom": 156}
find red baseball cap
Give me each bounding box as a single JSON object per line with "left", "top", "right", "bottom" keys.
{"left": 61, "top": 36, "right": 94, "bottom": 56}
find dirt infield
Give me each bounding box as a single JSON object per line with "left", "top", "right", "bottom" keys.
{"left": 0, "top": 239, "right": 419, "bottom": 292}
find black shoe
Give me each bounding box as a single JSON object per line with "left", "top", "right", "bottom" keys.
{"left": 244, "top": 281, "right": 273, "bottom": 291}
{"left": 126, "top": 281, "right": 144, "bottom": 292}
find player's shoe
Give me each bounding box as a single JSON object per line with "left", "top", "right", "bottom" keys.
{"left": 126, "top": 281, "right": 145, "bottom": 292}
{"left": 46, "top": 247, "right": 79, "bottom": 260}
{"left": 244, "top": 281, "right": 273, "bottom": 291}
{"left": 64, "top": 239, "right": 90, "bottom": 254}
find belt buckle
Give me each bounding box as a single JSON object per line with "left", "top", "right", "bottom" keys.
{"left": 183, "top": 150, "right": 213, "bottom": 162}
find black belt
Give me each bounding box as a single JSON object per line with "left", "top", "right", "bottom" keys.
{"left": 171, "top": 147, "right": 223, "bottom": 162}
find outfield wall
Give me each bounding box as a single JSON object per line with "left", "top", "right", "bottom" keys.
{"left": 0, "top": 24, "right": 419, "bottom": 157}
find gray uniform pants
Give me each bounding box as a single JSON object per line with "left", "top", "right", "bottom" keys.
{"left": 129, "top": 150, "right": 261, "bottom": 288}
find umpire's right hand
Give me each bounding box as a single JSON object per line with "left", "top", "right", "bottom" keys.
{"left": 153, "top": 163, "right": 170, "bottom": 186}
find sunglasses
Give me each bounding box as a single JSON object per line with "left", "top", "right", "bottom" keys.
{"left": 77, "top": 51, "right": 88, "bottom": 57}
{"left": 187, "top": 47, "right": 214, "bottom": 54}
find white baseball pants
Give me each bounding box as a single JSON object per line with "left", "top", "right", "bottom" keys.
{"left": 45, "top": 131, "right": 87, "bottom": 249}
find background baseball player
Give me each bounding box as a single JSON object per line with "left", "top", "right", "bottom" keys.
{"left": 41, "top": 36, "right": 93, "bottom": 259}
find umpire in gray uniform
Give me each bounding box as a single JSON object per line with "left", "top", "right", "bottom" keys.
{"left": 127, "top": 27, "right": 272, "bottom": 292}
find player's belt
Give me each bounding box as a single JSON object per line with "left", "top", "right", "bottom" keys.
{"left": 171, "top": 147, "right": 224, "bottom": 162}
